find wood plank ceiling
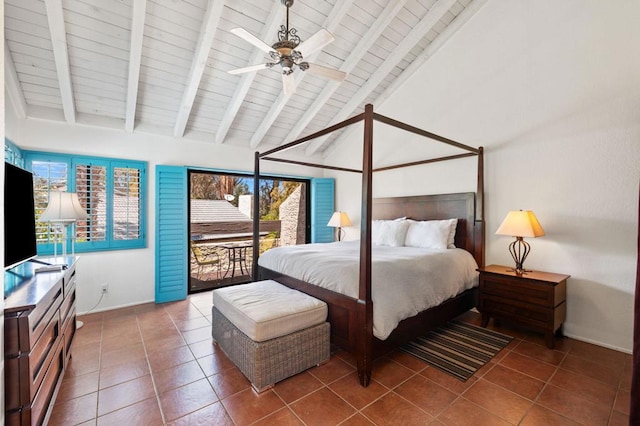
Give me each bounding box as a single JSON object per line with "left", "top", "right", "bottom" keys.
{"left": 4, "top": 0, "right": 483, "bottom": 157}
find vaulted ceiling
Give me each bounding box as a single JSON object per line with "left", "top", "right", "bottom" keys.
{"left": 4, "top": 0, "right": 483, "bottom": 156}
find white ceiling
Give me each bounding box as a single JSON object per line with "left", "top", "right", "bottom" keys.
{"left": 4, "top": 0, "right": 483, "bottom": 156}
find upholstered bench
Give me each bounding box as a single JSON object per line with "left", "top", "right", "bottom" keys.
{"left": 211, "top": 280, "right": 330, "bottom": 391}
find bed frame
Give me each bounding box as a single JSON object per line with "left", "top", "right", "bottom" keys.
{"left": 252, "top": 104, "right": 484, "bottom": 386}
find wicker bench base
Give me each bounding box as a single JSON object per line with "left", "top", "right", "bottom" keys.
{"left": 212, "top": 306, "right": 330, "bottom": 391}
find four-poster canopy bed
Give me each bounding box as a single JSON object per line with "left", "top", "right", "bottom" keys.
{"left": 251, "top": 104, "right": 485, "bottom": 386}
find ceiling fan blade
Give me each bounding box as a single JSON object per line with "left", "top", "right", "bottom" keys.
{"left": 305, "top": 63, "right": 347, "bottom": 81}
{"left": 228, "top": 63, "right": 270, "bottom": 75}
{"left": 295, "top": 28, "right": 334, "bottom": 57}
{"left": 282, "top": 73, "right": 296, "bottom": 96}
{"left": 230, "top": 28, "right": 276, "bottom": 54}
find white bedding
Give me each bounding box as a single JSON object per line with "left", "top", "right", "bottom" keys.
{"left": 257, "top": 240, "right": 479, "bottom": 340}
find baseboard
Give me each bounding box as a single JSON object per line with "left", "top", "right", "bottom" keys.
{"left": 76, "top": 298, "right": 156, "bottom": 316}
{"left": 562, "top": 332, "right": 632, "bottom": 355}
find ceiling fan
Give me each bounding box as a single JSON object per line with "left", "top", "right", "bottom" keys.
{"left": 228, "top": 0, "right": 347, "bottom": 96}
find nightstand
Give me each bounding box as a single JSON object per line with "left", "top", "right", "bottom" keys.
{"left": 477, "top": 264, "right": 570, "bottom": 349}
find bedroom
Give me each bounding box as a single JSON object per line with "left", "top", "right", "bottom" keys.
{"left": 2, "top": 0, "right": 639, "bottom": 424}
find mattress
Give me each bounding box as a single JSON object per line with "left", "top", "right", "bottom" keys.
{"left": 258, "top": 240, "right": 479, "bottom": 340}
{"left": 211, "top": 280, "right": 328, "bottom": 342}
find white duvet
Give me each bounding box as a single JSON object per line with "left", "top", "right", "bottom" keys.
{"left": 258, "top": 240, "right": 479, "bottom": 340}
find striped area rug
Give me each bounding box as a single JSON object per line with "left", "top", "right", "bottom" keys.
{"left": 400, "top": 320, "right": 513, "bottom": 381}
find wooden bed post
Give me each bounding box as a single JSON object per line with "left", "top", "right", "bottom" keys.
{"left": 252, "top": 151, "right": 261, "bottom": 281}
{"left": 255, "top": 104, "right": 485, "bottom": 388}
{"left": 476, "top": 146, "right": 485, "bottom": 267}
{"left": 357, "top": 104, "right": 374, "bottom": 386}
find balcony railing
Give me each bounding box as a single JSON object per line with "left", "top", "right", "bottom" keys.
{"left": 189, "top": 220, "right": 280, "bottom": 292}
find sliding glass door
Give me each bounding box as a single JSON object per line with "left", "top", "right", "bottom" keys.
{"left": 188, "top": 170, "right": 309, "bottom": 293}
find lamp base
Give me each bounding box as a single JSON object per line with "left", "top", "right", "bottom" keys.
{"left": 507, "top": 237, "right": 531, "bottom": 276}
{"left": 506, "top": 267, "right": 531, "bottom": 276}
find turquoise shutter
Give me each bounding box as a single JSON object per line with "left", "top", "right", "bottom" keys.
{"left": 155, "top": 166, "right": 188, "bottom": 303}
{"left": 311, "top": 178, "right": 335, "bottom": 243}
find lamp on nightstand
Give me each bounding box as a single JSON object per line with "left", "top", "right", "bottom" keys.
{"left": 495, "top": 210, "right": 545, "bottom": 275}
{"left": 328, "top": 211, "right": 352, "bottom": 242}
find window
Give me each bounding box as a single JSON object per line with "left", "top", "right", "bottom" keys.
{"left": 5, "top": 138, "right": 25, "bottom": 168}
{"left": 25, "top": 152, "right": 147, "bottom": 254}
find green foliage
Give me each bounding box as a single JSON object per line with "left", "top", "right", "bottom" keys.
{"left": 190, "top": 172, "right": 301, "bottom": 219}
{"left": 190, "top": 173, "right": 250, "bottom": 206}
{"left": 259, "top": 180, "right": 301, "bottom": 220}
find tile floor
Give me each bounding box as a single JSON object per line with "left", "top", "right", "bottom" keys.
{"left": 49, "top": 291, "right": 632, "bottom": 425}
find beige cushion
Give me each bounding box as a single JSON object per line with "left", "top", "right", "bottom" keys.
{"left": 212, "top": 280, "right": 327, "bottom": 342}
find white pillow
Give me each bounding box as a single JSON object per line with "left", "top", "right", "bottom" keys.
{"left": 372, "top": 220, "right": 409, "bottom": 247}
{"left": 405, "top": 219, "right": 458, "bottom": 249}
{"left": 444, "top": 218, "right": 458, "bottom": 248}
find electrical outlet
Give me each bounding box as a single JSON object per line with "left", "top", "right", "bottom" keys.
{"left": 101, "top": 284, "right": 108, "bottom": 294}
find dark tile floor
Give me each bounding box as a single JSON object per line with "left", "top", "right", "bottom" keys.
{"left": 49, "top": 292, "right": 632, "bottom": 425}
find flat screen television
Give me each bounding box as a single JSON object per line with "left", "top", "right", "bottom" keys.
{"left": 4, "top": 162, "right": 38, "bottom": 269}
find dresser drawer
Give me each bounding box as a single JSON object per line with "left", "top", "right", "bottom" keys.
{"left": 63, "top": 267, "right": 77, "bottom": 298}
{"left": 62, "top": 305, "right": 77, "bottom": 363}
{"left": 480, "top": 275, "right": 560, "bottom": 308}
{"left": 31, "top": 339, "right": 64, "bottom": 426}
{"left": 480, "top": 294, "right": 552, "bottom": 328}
{"left": 5, "top": 408, "right": 23, "bottom": 426}
{"left": 60, "top": 281, "right": 76, "bottom": 324}
{"left": 29, "top": 311, "right": 61, "bottom": 401}
{"left": 5, "top": 355, "right": 28, "bottom": 410}
{"left": 27, "top": 286, "right": 62, "bottom": 350}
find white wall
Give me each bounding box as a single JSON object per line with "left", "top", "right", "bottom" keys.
{"left": 5, "top": 0, "right": 638, "bottom": 353}
{"left": 5, "top": 116, "right": 321, "bottom": 314}
{"left": 326, "top": 0, "right": 640, "bottom": 352}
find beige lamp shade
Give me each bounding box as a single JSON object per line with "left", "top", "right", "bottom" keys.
{"left": 328, "top": 211, "right": 351, "bottom": 242}
{"left": 495, "top": 210, "right": 545, "bottom": 238}
{"left": 327, "top": 211, "right": 352, "bottom": 227}
{"left": 40, "top": 192, "right": 89, "bottom": 222}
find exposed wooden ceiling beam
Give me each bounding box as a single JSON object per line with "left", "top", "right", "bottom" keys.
{"left": 124, "top": 0, "right": 147, "bottom": 133}
{"left": 44, "top": 0, "right": 76, "bottom": 124}
{"left": 173, "top": 0, "right": 224, "bottom": 138}
{"left": 322, "top": 0, "right": 489, "bottom": 159}
{"left": 248, "top": 0, "right": 355, "bottom": 149}
{"left": 375, "top": 0, "right": 489, "bottom": 109}
{"left": 268, "top": 0, "right": 409, "bottom": 151}
{"left": 4, "top": 40, "right": 28, "bottom": 119}
{"left": 306, "top": 0, "right": 458, "bottom": 155}
{"left": 215, "top": 6, "right": 283, "bottom": 144}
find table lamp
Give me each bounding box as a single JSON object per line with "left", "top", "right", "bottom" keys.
{"left": 327, "top": 211, "right": 352, "bottom": 242}
{"left": 40, "top": 191, "right": 89, "bottom": 261}
{"left": 495, "top": 210, "right": 545, "bottom": 275}
{"left": 40, "top": 191, "right": 88, "bottom": 328}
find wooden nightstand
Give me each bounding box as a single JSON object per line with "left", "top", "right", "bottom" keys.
{"left": 477, "top": 264, "right": 570, "bottom": 349}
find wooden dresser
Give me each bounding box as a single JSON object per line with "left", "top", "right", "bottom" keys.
{"left": 4, "top": 257, "right": 78, "bottom": 426}
{"left": 477, "top": 264, "right": 569, "bottom": 349}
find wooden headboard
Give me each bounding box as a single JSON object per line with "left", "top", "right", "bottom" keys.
{"left": 373, "top": 192, "right": 484, "bottom": 267}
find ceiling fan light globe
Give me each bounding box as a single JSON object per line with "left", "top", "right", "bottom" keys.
{"left": 291, "top": 50, "right": 303, "bottom": 63}
{"left": 268, "top": 52, "right": 281, "bottom": 62}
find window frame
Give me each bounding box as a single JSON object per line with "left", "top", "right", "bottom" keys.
{"left": 24, "top": 151, "right": 147, "bottom": 254}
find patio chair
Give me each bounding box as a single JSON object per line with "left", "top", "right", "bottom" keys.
{"left": 190, "top": 240, "right": 221, "bottom": 281}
